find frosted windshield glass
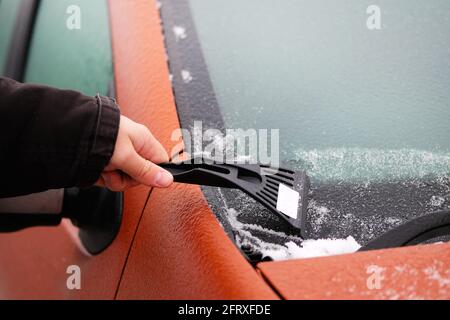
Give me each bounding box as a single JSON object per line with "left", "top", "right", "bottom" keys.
{"left": 188, "top": 0, "right": 450, "bottom": 183}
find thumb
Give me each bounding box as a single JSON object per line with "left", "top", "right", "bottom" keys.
{"left": 121, "top": 149, "right": 173, "bottom": 187}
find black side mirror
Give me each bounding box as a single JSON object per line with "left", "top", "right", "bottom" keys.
{"left": 0, "top": 187, "right": 123, "bottom": 255}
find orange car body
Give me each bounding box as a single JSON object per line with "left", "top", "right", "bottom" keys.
{"left": 0, "top": 0, "right": 448, "bottom": 299}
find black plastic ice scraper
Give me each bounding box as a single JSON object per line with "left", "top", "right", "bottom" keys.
{"left": 160, "top": 157, "right": 310, "bottom": 235}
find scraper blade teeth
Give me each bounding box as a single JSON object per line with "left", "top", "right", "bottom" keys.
{"left": 261, "top": 166, "right": 296, "bottom": 186}
{"left": 259, "top": 169, "right": 310, "bottom": 235}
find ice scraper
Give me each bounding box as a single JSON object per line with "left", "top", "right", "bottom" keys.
{"left": 160, "top": 157, "right": 310, "bottom": 236}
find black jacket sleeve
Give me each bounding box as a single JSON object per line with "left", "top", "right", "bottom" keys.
{"left": 0, "top": 77, "right": 120, "bottom": 198}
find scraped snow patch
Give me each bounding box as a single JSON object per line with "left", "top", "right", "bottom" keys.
{"left": 224, "top": 202, "right": 361, "bottom": 261}
{"left": 259, "top": 236, "right": 361, "bottom": 260}
{"left": 285, "top": 236, "right": 361, "bottom": 259}
{"left": 173, "top": 25, "right": 187, "bottom": 41}
{"left": 181, "top": 70, "right": 193, "bottom": 83}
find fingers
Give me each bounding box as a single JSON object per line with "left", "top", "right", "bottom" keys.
{"left": 103, "top": 116, "right": 173, "bottom": 191}
{"left": 129, "top": 122, "right": 169, "bottom": 164}
{"left": 120, "top": 148, "right": 173, "bottom": 187}
{"left": 101, "top": 171, "right": 140, "bottom": 192}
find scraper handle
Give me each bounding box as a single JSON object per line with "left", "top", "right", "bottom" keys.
{"left": 159, "top": 161, "right": 238, "bottom": 188}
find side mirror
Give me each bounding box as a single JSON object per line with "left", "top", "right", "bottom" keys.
{"left": 0, "top": 187, "right": 123, "bottom": 255}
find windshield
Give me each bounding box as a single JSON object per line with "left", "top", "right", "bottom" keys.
{"left": 189, "top": 0, "right": 450, "bottom": 183}
{"left": 160, "top": 0, "right": 450, "bottom": 260}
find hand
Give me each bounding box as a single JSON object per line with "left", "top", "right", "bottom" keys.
{"left": 96, "top": 115, "right": 173, "bottom": 191}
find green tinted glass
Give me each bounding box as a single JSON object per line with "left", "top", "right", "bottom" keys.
{"left": 24, "top": 0, "right": 112, "bottom": 96}
{"left": 189, "top": 0, "right": 450, "bottom": 183}
{"left": 0, "top": 0, "right": 22, "bottom": 73}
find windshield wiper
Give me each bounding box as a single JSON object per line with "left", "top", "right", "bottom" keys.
{"left": 359, "top": 209, "right": 450, "bottom": 251}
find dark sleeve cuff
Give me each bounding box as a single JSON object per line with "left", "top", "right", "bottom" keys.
{"left": 77, "top": 95, "right": 120, "bottom": 187}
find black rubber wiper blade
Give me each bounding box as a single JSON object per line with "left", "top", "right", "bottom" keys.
{"left": 359, "top": 209, "right": 450, "bottom": 251}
